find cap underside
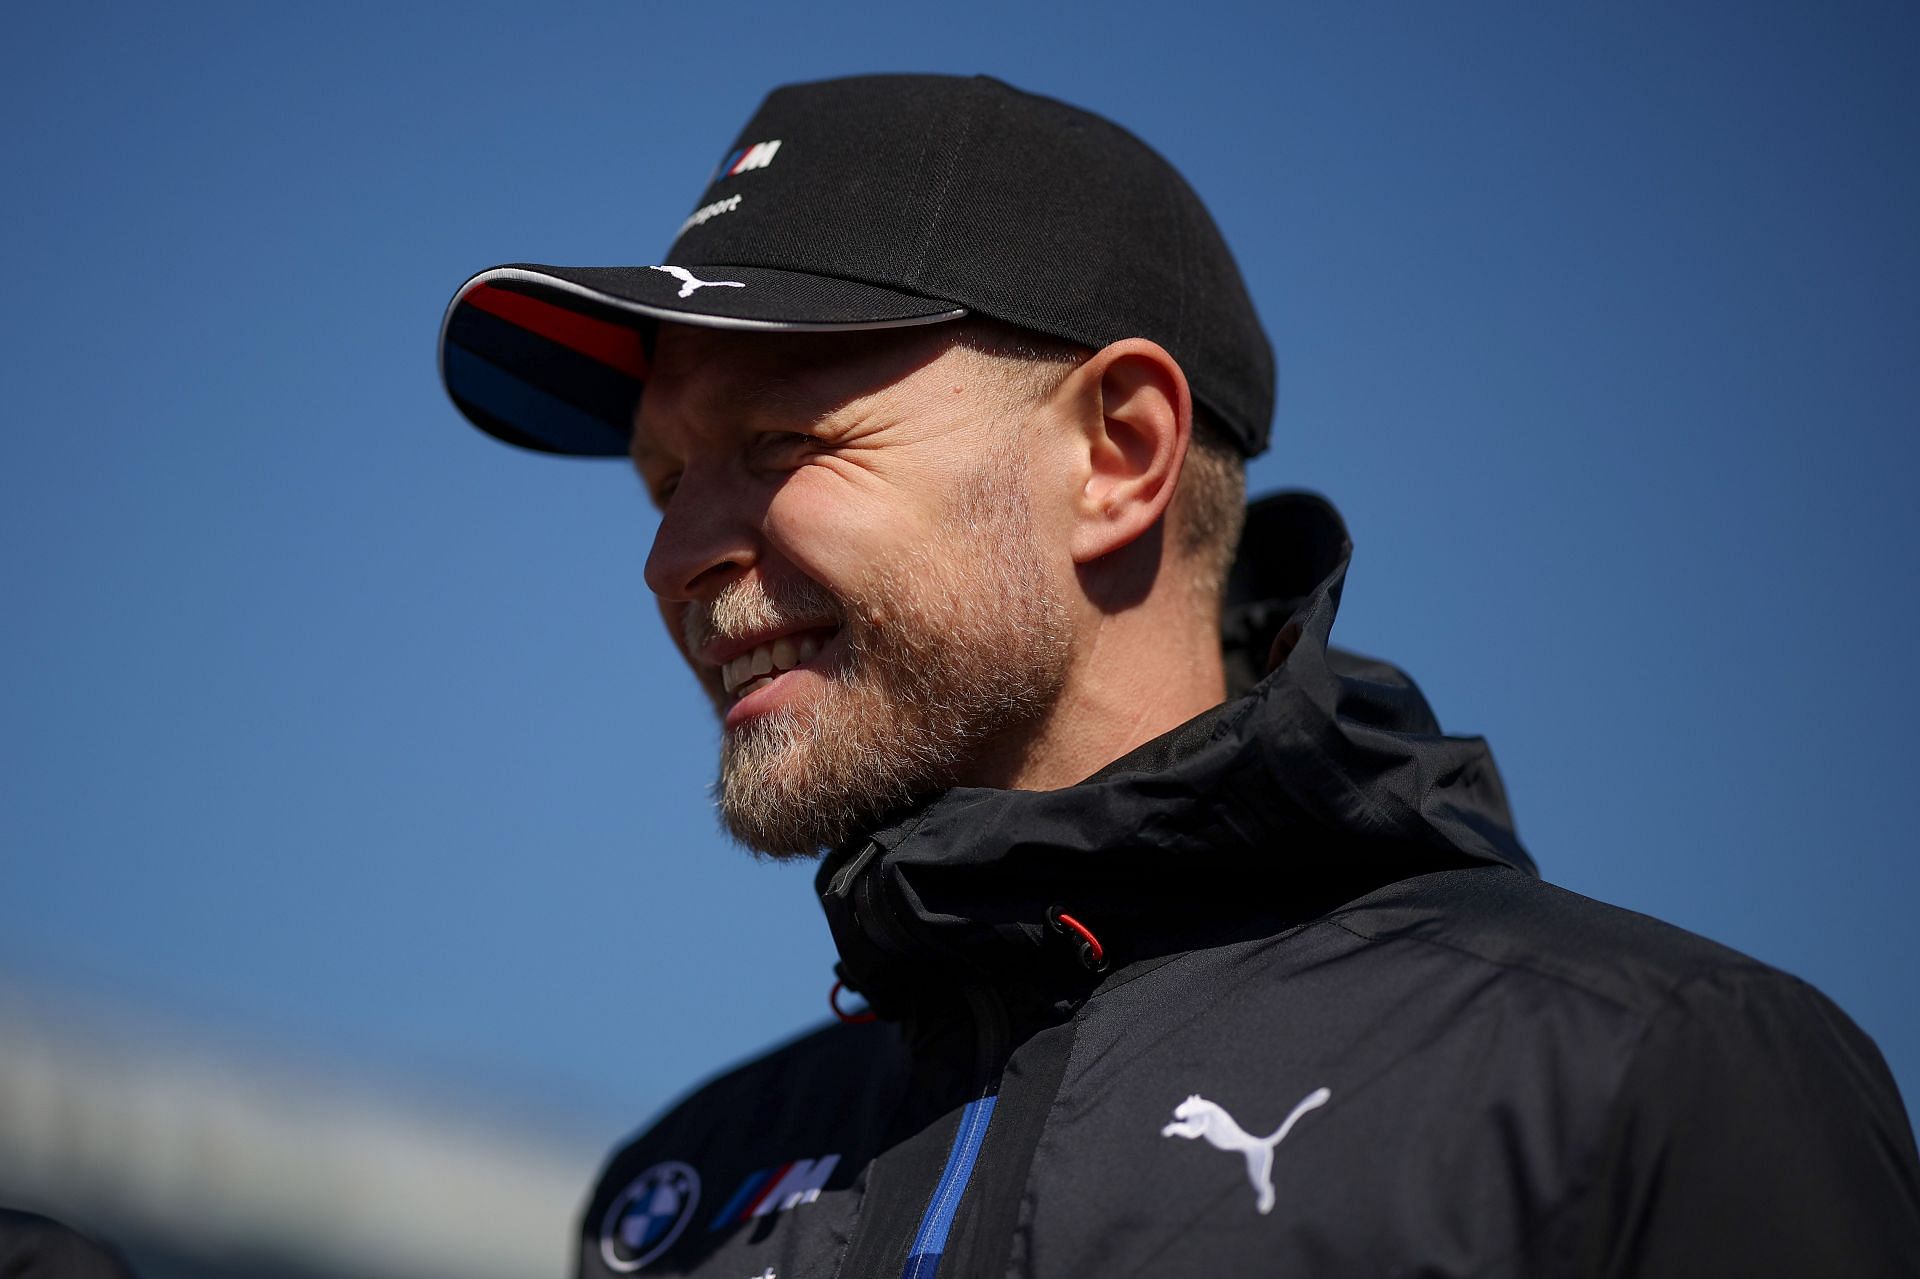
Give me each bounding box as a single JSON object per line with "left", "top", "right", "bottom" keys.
{"left": 439, "top": 265, "right": 967, "bottom": 456}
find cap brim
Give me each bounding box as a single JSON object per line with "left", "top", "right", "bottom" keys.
{"left": 438, "top": 264, "right": 968, "bottom": 457}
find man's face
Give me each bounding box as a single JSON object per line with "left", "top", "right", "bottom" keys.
{"left": 633, "top": 323, "right": 1074, "bottom": 858}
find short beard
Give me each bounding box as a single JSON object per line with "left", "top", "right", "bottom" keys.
{"left": 707, "top": 464, "right": 1071, "bottom": 859}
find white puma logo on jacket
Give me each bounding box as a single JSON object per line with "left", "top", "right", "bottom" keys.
{"left": 1160, "top": 1087, "right": 1332, "bottom": 1214}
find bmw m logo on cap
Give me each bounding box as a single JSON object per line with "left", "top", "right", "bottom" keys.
{"left": 714, "top": 138, "right": 781, "bottom": 180}
{"left": 600, "top": 1161, "right": 700, "bottom": 1272}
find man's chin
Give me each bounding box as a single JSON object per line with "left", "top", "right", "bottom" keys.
{"left": 716, "top": 706, "right": 942, "bottom": 860}
{"left": 718, "top": 719, "right": 852, "bottom": 860}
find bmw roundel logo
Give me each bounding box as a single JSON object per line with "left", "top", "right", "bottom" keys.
{"left": 600, "top": 1160, "right": 701, "bottom": 1273}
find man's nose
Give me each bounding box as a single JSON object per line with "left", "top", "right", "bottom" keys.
{"left": 643, "top": 472, "right": 757, "bottom": 602}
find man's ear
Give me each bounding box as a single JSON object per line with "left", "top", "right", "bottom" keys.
{"left": 1057, "top": 338, "right": 1191, "bottom": 566}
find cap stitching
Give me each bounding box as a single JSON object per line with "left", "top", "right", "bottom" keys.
{"left": 904, "top": 84, "right": 980, "bottom": 289}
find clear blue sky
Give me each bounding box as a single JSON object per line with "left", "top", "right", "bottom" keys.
{"left": 4, "top": 0, "right": 1915, "bottom": 1154}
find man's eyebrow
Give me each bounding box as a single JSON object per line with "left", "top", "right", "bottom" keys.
{"left": 630, "top": 372, "right": 832, "bottom": 460}
{"left": 720, "top": 371, "right": 816, "bottom": 416}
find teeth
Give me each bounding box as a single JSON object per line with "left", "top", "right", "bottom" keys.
{"left": 720, "top": 631, "right": 829, "bottom": 695}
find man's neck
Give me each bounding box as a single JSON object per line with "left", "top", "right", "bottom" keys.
{"left": 966, "top": 614, "right": 1228, "bottom": 792}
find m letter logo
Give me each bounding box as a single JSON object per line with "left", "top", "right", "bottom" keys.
{"left": 717, "top": 139, "right": 782, "bottom": 179}
{"left": 708, "top": 1154, "right": 841, "bottom": 1231}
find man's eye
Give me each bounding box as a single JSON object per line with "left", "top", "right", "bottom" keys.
{"left": 649, "top": 474, "right": 680, "bottom": 505}
{"left": 758, "top": 432, "right": 817, "bottom": 464}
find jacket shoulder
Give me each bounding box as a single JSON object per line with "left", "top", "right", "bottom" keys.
{"left": 578, "top": 1019, "right": 903, "bottom": 1277}
{"left": 1331, "top": 865, "right": 1781, "bottom": 1013}
{"left": 0, "top": 1212, "right": 135, "bottom": 1279}
{"left": 1270, "top": 868, "right": 1920, "bottom": 1266}
{"left": 595, "top": 1017, "right": 897, "bottom": 1175}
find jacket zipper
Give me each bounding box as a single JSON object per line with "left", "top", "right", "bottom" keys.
{"left": 898, "top": 984, "right": 1008, "bottom": 1279}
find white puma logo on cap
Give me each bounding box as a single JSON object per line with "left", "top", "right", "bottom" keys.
{"left": 650, "top": 265, "right": 747, "bottom": 299}
{"left": 1161, "top": 1087, "right": 1331, "bottom": 1215}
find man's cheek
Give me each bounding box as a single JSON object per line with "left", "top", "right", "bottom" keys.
{"left": 762, "top": 475, "right": 905, "bottom": 578}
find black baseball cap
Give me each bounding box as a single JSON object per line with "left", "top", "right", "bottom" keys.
{"left": 438, "top": 74, "right": 1275, "bottom": 458}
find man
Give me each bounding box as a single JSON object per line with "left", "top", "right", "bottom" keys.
{"left": 438, "top": 75, "right": 1920, "bottom": 1277}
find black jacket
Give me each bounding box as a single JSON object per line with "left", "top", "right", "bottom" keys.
{"left": 0, "top": 1211, "right": 135, "bottom": 1279}
{"left": 580, "top": 493, "right": 1920, "bottom": 1278}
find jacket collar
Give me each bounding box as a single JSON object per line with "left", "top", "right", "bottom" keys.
{"left": 816, "top": 492, "right": 1533, "bottom": 1019}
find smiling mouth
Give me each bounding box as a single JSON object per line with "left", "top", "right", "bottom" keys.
{"left": 720, "top": 628, "right": 836, "bottom": 699}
